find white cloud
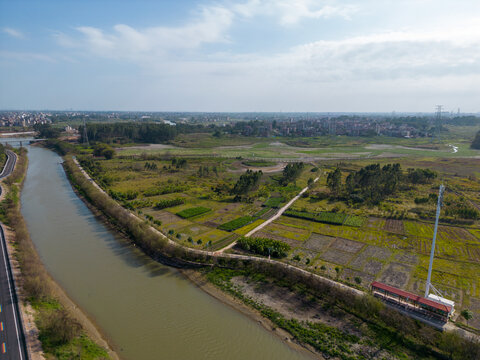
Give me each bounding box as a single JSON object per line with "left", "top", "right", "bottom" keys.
{"left": 2, "top": 27, "right": 25, "bottom": 39}
{"left": 233, "top": 0, "right": 358, "bottom": 25}
{"left": 57, "top": 5, "right": 234, "bottom": 61}
{"left": 0, "top": 51, "right": 55, "bottom": 62}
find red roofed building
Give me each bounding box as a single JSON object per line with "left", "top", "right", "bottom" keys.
{"left": 371, "top": 281, "right": 453, "bottom": 321}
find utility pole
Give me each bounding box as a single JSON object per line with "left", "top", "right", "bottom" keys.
{"left": 434, "top": 105, "right": 443, "bottom": 140}
{"left": 425, "top": 184, "right": 445, "bottom": 298}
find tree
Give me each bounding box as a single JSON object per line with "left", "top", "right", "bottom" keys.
{"left": 471, "top": 130, "right": 480, "bottom": 149}
{"left": 461, "top": 309, "right": 473, "bottom": 326}
{"left": 231, "top": 170, "right": 262, "bottom": 195}
{"left": 34, "top": 123, "right": 61, "bottom": 139}
{"left": 327, "top": 168, "right": 342, "bottom": 196}
{"left": 280, "top": 162, "right": 304, "bottom": 185}
{"left": 103, "top": 148, "right": 115, "bottom": 159}
{"left": 93, "top": 143, "right": 115, "bottom": 159}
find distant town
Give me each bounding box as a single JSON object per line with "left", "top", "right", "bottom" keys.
{"left": 1, "top": 110, "right": 480, "bottom": 139}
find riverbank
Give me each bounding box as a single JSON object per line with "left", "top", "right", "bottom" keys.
{"left": 1, "top": 147, "right": 116, "bottom": 360}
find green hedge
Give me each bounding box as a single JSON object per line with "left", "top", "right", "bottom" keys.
{"left": 154, "top": 198, "right": 185, "bottom": 210}
{"left": 176, "top": 206, "right": 210, "bottom": 219}
{"left": 218, "top": 216, "right": 256, "bottom": 231}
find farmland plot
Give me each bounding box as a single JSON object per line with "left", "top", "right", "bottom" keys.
{"left": 254, "top": 231, "right": 303, "bottom": 248}
{"left": 341, "top": 268, "right": 375, "bottom": 286}
{"left": 364, "top": 260, "right": 385, "bottom": 275}
{"left": 263, "top": 222, "right": 311, "bottom": 241}
{"left": 330, "top": 238, "right": 364, "bottom": 253}
{"left": 383, "top": 219, "right": 404, "bottom": 234}
{"left": 394, "top": 251, "right": 418, "bottom": 265}
{"left": 302, "top": 233, "right": 334, "bottom": 252}
{"left": 319, "top": 249, "right": 354, "bottom": 266}
{"left": 379, "top": 262, "right": 412, "bottom": 288}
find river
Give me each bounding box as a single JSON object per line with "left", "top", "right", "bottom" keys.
{"left": 17, "top": 143, "right": 310, "bottom": 360}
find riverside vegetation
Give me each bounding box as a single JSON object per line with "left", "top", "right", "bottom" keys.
{"left": 50, "top": 137, "right": 480, "bottom": 360}
{"left": 0, "top": 146, "right": 109, "bottom": 359}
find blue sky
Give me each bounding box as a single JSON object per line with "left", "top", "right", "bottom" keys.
{"left": 1, "top": 0, "right": 480, "bottom": 112}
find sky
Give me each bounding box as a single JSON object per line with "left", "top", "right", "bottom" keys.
{"left": 1, "top": 0, "right": 480, "bottom": 112}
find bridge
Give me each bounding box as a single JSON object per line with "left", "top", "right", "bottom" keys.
{"left": 0, "top": 139, "right": 47, "bottom": 147}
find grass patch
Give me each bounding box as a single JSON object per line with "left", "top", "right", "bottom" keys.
{"left": 344, "top": 215, "right": 366, "bottom": 227}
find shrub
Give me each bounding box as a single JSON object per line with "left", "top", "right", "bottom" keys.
{"left": 39, "top": 309, "right": 81, "bottom": 346}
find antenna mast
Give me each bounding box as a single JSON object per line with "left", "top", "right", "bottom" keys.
{"left": 425, "top": 184, "right": 445, "bottom": 297}
{"left": 83, "top": 118, "right": 89, "bottom": 146}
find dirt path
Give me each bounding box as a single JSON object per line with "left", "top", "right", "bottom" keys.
{"left": 229, "top": 161, "right": 287, "bottom": 173}
{"left": 219, "top": 177, "right": 319, "bottom": 252}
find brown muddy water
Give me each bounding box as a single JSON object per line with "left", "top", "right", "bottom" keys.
{"left": 19, "top": 145, "right": 311, "bottom": 360}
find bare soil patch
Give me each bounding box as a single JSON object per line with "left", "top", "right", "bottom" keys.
{"left": 361, "top": 246, "right": 392, "bottom": 260}
{"left": 231, "top": 277, "right": 362, "bottom": 337}
{"left": 302, "top": 233, "right": 334, "bottom": 252}
{"left": 395, "top": 251, "right": 418, "bottom": 264}
{"left": 292, "top": 248, "right": 320, "bottom": 261}
{"left": 341, "top": 268, "right": 375, "bottom": 286}
{"left": 330, "top": 238, "right": 364, "bottom": 254}
{"left": 153, "top": 210, "right": 183, "bottom": 224}
{"left": 364, "top": 260, "right": 385, "bottom": 275}
{"left": 319, "top": 249, "right": 354, "bottom": 265}
{"left": 379, "top": 262, "right": 412, "bottom": 288}
{"left": 468, "top": 298, "right": 480, "bottom": 330}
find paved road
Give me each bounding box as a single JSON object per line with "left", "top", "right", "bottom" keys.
{"left": 220, "top": 177, "right": 319, "bottom": 252}
{"left": 0, "top": 149, "right": 28, "bottom": 360}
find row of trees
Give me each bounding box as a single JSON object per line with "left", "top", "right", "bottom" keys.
{"left": 80, "top": 123, "right": 177, "bottom": 144}
{"left": 79, "top": 122, "right": 212, "bottom": 144}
